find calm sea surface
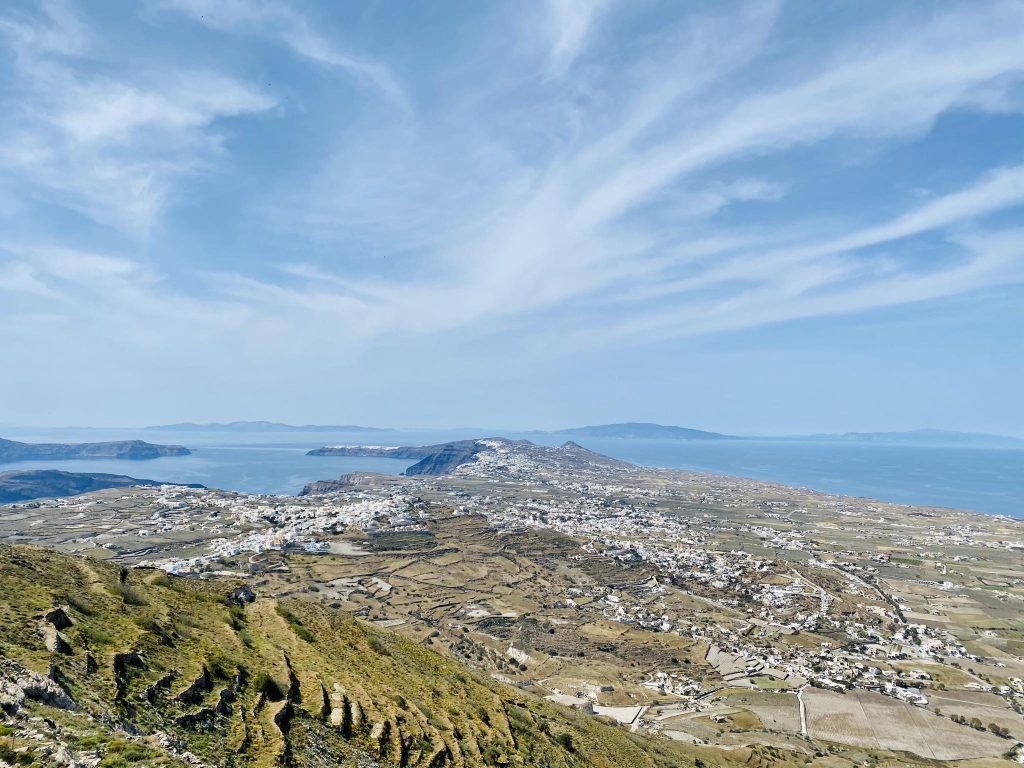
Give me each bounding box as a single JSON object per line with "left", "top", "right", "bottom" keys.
{"left": 1, "top": 428, "right": 1021, "bottom": 518}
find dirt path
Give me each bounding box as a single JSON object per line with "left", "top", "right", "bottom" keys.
{"left": 797, "top": 685, "right": 808, "bottom": 736}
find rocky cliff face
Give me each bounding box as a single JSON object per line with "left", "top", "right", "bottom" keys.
{"left": 306, "top": 440, "right": 489, "bottom": 475}
{"left": 402, "top": 440, "right": 486, "bottom": 476}
{"left": 304, "top": 441, "right": 487, "bottom": 481}
{"left": 307, "top": 444, "right": 432, "bottom": 459}
{"left": 298, "top": 471, "right": 399, "bottom": 495}
{"left": 0, "top": 438, "right": 190, "bottom": 462}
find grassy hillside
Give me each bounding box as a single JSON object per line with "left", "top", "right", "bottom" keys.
{"left": 0, "top": 543, "right": 716, "bottom": 768}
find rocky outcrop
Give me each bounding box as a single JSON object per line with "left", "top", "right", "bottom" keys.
{"left": 37, "top": 624, "right": 72, "bottom": 655}
{"left": 0, "top": 437, "right": 190, "bottom": 462}
{"left": 0, "top": 660, "right": 75, "bottom": 713}
{"left": 113, "top": 650, "right": 147, "bottom": 703}
{"left": 174, "top": 705, "right": 218, "bottom": 729}
{"left": 174, "top": 667, "right": 213, "bottom": 706}
{"left": 140, "top": 671, "right": 178, "bottom": 703}
{"left": 0, "top": 470, "right": 202, "bottom": 503}
{"left": 299, "top": 471, "right": 410, "bottom": 495}
{"left": 43, "top": 606, "right": 74, "bottom": 630}
{"left": 229, "top": 585, "right": 257, "bottom": 605}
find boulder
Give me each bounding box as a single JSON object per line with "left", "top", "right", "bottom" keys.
{"left": 229, "top": 585, "right": 257, "bottom": 605}
{"left": 44, "top": 606, "right": 73, "bottom": 630}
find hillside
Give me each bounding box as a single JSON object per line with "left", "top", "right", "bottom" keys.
{"left": 0, "top": 470, "right": 200, "bottom": 503}
{"left": 0, "top": 543, "right": 704, "bottom": 768}
{"left": 3, "top": 437, "right": 1021, "bottom": 767}
{"left": 0, "top": 437, "right": 190, "bottom": 462}
{"left": 306, "top": 439, "right": 632, "bottom": 480}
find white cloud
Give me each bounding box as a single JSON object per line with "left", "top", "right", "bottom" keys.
{"left": 291, "top": 1, "right": 1023, "bottom": 351}
{"left": 0, "top": 4, "right": 276, "bottom": 235}
{"left": 160, "top": 0, "right": 409, "bottom": 109}
{"left": 0, "top": 0, "right": 89, "bottom": 57}
{"left": 56, "top": 75, "right": 273, "bottom": 145}
{"left": 568, "top": 3, "right": 1024, "bottom": 234}
{"left": 577, "top": 224, "right": 1024, "bottom": 350}
{"left": 634, "top": 163, "right": 1024, "bottom": 303}
{"left": 545, "top": 0, "right": 611, "bottom": 75}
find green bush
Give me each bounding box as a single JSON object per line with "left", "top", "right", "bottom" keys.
{"left": 65, "top": 593, "right": 96, "bottom": 616}
{"left": 113, "top": 583, "right": 148, "bottom": 607}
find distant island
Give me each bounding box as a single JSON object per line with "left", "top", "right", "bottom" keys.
{"left": 549, "top": 422, "right": 735, "bottom": 440}
{"left": 790, "top": 429, "right": 1024, "bottom": 447}
{"left": 546, "top": 423, "right": 1021, "bottom": 446}
{"left": 0, "top": 469, "right": 202, "bottom": 503}
{"left": 146, "top": 421, "right": 392, "bottom": 433}
{"left": 0, "top": 437, "right": 190, "bottom": 462}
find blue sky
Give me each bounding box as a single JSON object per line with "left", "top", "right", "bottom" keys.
{"left": 0, "top": 0, "right": 1022, "bottom": 434}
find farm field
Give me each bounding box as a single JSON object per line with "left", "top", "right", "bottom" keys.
{"left": 804, "top": 688, "right": 1008, "bottom": 760}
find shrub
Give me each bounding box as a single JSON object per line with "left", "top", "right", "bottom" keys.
{"left": 65, "top": 594, "right": 96, "bottom": 616}
{"left": 253, "top": 671, "right": 285, "bottom": 702}
{"left": 113, "top": 584, "right": 148, "bottom": 607}
{"left": 366, "top": 634, "right": 391, "bottom": 657}
{"left": 97, "top": 738, "right": 156, "bottom": 766}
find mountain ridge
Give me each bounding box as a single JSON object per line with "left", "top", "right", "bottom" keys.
{"left": 146, "top": 420, "right": 393, "bottom": 433}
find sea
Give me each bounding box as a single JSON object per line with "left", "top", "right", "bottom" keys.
{"left": 1, "top": 427, "right": 1021, "bottom": 519}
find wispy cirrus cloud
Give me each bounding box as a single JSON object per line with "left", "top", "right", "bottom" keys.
{"left": 241, "top": 0, "right": 1024, "bottom": 353}
{"left": 0, "top": 2, "right": 275, "bottom": 235}
{"left": 159, "top": 0, "right": 409, "bottom": 110}
{"left": 6, "top": 0, "right": 1023, "bottom": 340}
{"left": 544, "top": 0, "right": 612, "bottom": 76}
{"left": 0, "top": 0, "right": 1022, "bottom": 426}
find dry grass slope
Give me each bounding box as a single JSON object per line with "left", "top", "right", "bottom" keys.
{"left": 0, "top": 543, "right": 735, "bottom": 768}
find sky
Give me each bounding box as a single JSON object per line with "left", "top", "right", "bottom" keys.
{"left": 0, "top": 0, "right": 1022, "bottom": 435}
